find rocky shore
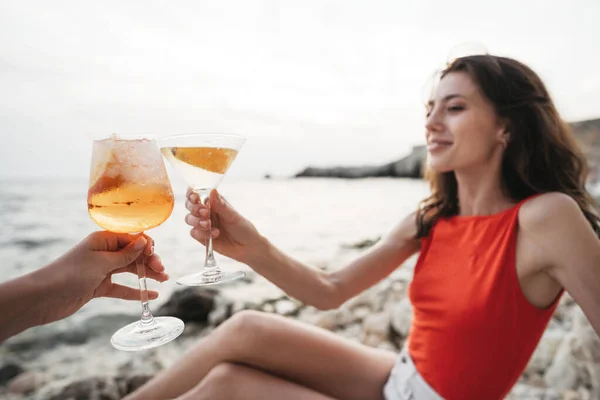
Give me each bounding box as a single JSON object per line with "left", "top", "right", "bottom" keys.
{"left": 1, "top": 241, "right": 599, "bottom": 399}
{"left": 295, "top": 145, "right": 426, "bottom": 179}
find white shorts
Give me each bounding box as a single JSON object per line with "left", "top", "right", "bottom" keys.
{"left": 383, "top": 347, "right": 444, "bottom": 400}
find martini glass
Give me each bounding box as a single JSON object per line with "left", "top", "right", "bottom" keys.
{"left": 87, "top": 134, "right": 184, "bottom": 351}
{"left": 160, "top": 133, "right": 246, "bottom": 286}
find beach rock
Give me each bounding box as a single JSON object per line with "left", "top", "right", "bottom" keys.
{"left": 361, "top": 312, "right": 391, "bottom": 346}
{"left": 526, "top": 328, "right": 567, "bottom": 374}
{"left": 352, "top": 305, "right": 372, "bottom": 320}
{"left": 377, "top": 341, "right": 398, "bottom": 352}
{"left": 297, "top": 307, "right": 355, "bottom": 331}
{"left": 390, "top": 297, "right": 413, "bottom": 338}
{"left": 544, "top": 332, "right": 580, "bottom": 390}
{"left": 540, "top": 306, "right": 600, "bottom": 396}
{"left": 42, "top": 376, "right": 121, "bottom": 400}
{"left": 155, "top": 288, "right": 217, "bottom": 324}
{"left": 261, "top": 303, "right": 276, "bottom": 313}
{"left": 115, "top": 374, "right": 154, "bottom": 396}
{"left": 219, "top": 279, "right": 286, "bottom": 309}
{"left": 8, "top": 372, "right": 47, "bottom": 395}
{"left": 362, "top": 333, "right": 386, "bottom": 348}
{"left": 571, "top": 307, "right": 600, "bottom": 397}
{"left": 335, "top": 324, "right": 363, "bottom": 343}
{"left": 362, "top": 312, "right": 390, "bottom": 338}
{"left": 552, "top": 293, "right": 577, "bottom": 329}
{"left": 507, "top": 384, "right": 561, "bottom": 399}
{"left": 349, "top": 278, "right": 406, "bottom": 313}
{"left": 274, "top": 299, "right": 301, "bottom": 316}
{"left": 341, "top": 237, "right": 381, "bottom": 249}
{"left": 4, "top": 314, "right": 133, "bottom": 355}
{"left": 0, "top": 362, "right": 24, "bottom": 385}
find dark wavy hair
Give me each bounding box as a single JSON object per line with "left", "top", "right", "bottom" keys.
{"left": 416, "top": 55, "right": 600, "bottom": 238}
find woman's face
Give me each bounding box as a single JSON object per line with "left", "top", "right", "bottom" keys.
{"left": 425, "top": 72, "right": 507, "bottom": 173}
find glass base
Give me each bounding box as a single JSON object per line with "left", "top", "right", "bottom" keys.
{"left": 176, "top": 270, "right": 246, "bottom": 286}
{"left": 111, "top": 316, "right": 185, "bottom": 351}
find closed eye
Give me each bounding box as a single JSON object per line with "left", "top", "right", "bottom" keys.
{"left": 448, "top": 105, "right": 465, "bottom": 112}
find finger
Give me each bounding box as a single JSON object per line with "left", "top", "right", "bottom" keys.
{"left": 102, "top": 237, "right": 147, "bottom": 272}
{"left": 192, "top": 206, "right": 210, "bottom": 218}
{"left": 129, "top": 255, "right": 167, "bottom": 279}
{"left": 87, "top": 231, "right": 139, "bottom": 252}
{"left": 118, "top": 252, "right": 165, "bottom": 273}
{"left": 210, "top": 189, "right": 229, "bottom": 207}
{"left": 185, "top": 213, "right": 211, "bottom": 229}
{"left": 142, "top": 234, "right": 155, "bottom": 256}
{"left": 190, "top": 228, "right": 207, "bottom": 245}
{"left": 187, "top": 188, "right": 199, "bottom": 204}
{"left": 186, "top": 187, "right": 195, "bottom": 201}
{"left": 103, "top": 284, "right": 160, "bottom": 301}
{"left": 147, "top": 253, "right": 165, "bottom": 273}
{"left": 185, "top": 199, "right": 209, "bottom": 216}
{"left": 190, "top": 228, "right": 220, "bottom": 244}
{"left": 209, "top": 189, "right": 237, "bottom": 222}
{"left": 185, "top": 213, "right": 200, "bottom": 227}
{"left": 112, "top": 265, "right": 169, "bottom": 282}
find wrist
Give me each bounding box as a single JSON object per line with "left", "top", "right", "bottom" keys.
{"left": 244, "top": 234, "right": 273, "bottom": 267}
{"left": 29, "top": 262, "right": 63, "bottom": 325}
{"left": 0, "top": 269, "right": 49, "bottom": 341}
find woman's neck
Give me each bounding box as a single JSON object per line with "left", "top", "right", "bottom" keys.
{"left": 454, "top": 160, "right": 515, "bottom": 216}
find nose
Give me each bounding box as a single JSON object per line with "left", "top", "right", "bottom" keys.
{"left": 425, "top": 110, "right": 444, "bottom": 136}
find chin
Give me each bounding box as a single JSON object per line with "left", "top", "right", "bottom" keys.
{"left": 427, "top": 155, "right": 455, "bottom": 174}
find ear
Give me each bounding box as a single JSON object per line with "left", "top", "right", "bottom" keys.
{"left": 496, "top": 119, "right": 511, "bottom": 148}
{"left": 499, "top": 129, "right": 510, "bottom": 148}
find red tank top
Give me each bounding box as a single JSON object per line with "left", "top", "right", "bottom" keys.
{"left": 408, "top": 197, "right": 562, "bottom": 399}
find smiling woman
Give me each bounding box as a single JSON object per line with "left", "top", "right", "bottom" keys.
{"left": 419, "top": 56, "right": 600, "bottom": 238}
{"left": 125, "top": 54, "right": 600, "bottom": 400}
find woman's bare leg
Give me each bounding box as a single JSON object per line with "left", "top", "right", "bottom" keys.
{"left": 127, "top": 310, "right": 396, "bottom": 400}
{"left": 176, "top": 362, "right": 337, "bottom": 400}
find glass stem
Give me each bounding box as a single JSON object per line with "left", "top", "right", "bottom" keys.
{"left": 198, "top": 189, "right": 221, "bottom": 281}
{"left": 136, "top": 233, "right": 155, "bottom": 325}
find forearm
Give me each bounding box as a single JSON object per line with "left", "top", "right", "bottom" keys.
{"left": 246, "top": 237, "right": 338, "bottom": 310}
{"left": 0, "top": 271, "right": 47, "bottom": 342}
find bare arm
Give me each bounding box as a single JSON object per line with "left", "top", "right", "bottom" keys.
{"left": 245, "top": 213, "right": 419, "bottom": 310}
{"left": 0, "top": 272, "right": 47, "bottom": 342}
{"left": 521, "top": 193, "right": 600, "bottom": 335}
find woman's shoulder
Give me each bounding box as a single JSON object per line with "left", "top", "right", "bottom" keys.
{"left": 519, "top": 192, "right": 584, "bottom": 234}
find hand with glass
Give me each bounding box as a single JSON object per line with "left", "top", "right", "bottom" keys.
{"left": 0, "top": 231, "right": 166, "bottom": 344}
{"left": 160, "top": 133, "right": 246, "bottom": 286}
{"left": 87, "top": 134, "right": 184, "bottom": 351}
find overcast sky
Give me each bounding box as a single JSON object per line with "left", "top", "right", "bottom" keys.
{"left": 1, "top": 0, "right": 599, "bottom": 179}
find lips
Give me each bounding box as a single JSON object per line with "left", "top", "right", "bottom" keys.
{"left": 427, "top": 139, "right": 453, "bottom": 152}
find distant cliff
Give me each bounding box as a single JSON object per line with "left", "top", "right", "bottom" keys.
{"left": 294, "top": 118, "right": 600, "bottom": 179}
{"left": 294, "top": 146, "right": 426, "bottom": 179}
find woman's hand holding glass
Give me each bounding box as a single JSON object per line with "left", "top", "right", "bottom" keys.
{"left": 184, "top": 188, "right": 263, "bottom": 265}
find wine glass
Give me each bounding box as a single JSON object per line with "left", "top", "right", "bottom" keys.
{"left": 160, "top": 133, "right": 246, "bottom": 286}
{"left": 87, "top": 134, "right": 184, "bottom": 351}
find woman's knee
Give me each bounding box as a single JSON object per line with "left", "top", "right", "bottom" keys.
{"left": 215, "top": 309, "right": 275, "bottom": 343}
{"left": 205, "top": 362, "right": 239, "bottom": 385}
{"left": 183, "top": 363, "right": 239, "bottom": 400}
